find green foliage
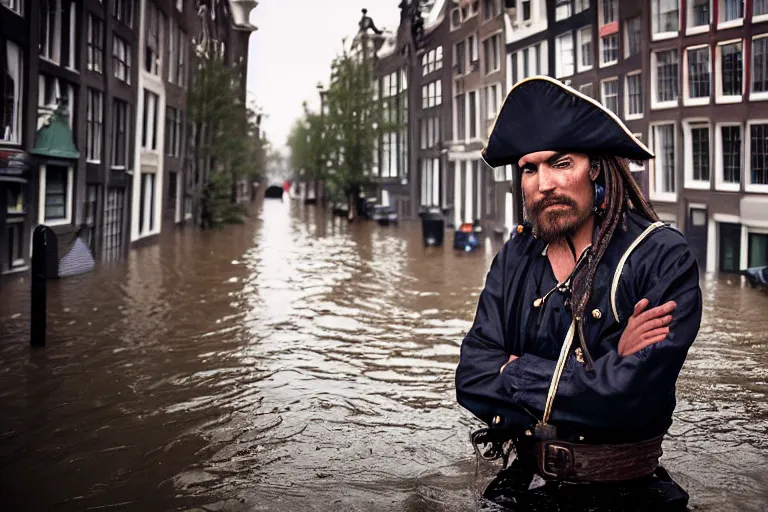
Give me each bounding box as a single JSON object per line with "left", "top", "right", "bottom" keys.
{"left": 287, "top": 40, "right": 401, "bottom": 208}
{"left": 188, "top": 53, "right": 267, "bottom": 227}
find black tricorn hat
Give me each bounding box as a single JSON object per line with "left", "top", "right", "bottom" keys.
{"left": 481, "top": 76, "right": 654, "bottom": 168}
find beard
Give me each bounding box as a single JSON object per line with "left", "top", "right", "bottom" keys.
{"left": 526, "top": 194, "right": 592, "bottom": 243}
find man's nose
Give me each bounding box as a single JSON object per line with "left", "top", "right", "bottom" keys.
{"left": 537, "top": 166, "right": 557, "bottom": 193}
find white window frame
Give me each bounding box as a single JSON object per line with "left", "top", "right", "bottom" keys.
{"left": 482, "top": 32, "right": 502, "bottom": 75}
{"left": 555, "top": 32, "right": 574, "bottom": 79}
{"left": 598, "top": 0, "right": 617, "bottom": 26}
{"left": 40, "top": 0, "right": 62, "bottom": 64}
{"left": 715, "top": 39, "right": 744, "bottom": 104}
{"left": 651, "top": 49, "right": 680, "bottom": 110}
{"left": 717, "top": 0, "right": 744, "bottom": 30}
{"left": 750, "top": 34, "right": 768, "bottom": 101}
{"left": 576, "top": 26, "right": 593, "bottom": 73}
{"left": 468, "top": 89, "right": 481, "bottom": 141}
{"left": 714, "top": 121, "right": 743, "bottom": 192}
{"left": 599, "top": 33, "right": 619, "bottom": 67}
{"left": 2, "top": 0, "right": 24, "bottom": 16}
{"left": 649, "top": 122, "right": 678, "bottom": 202}
{"left": 754, "top": 0, "right": 768, "bottom": 23}
{"left": 744, "top": 119, "right": 768, "bottom": 193}
{"left": 38, "top": 164, "right": 74, "bottom": 227}
{"left": 624, "top": 70, "right": 643, "bottom": 120}
{"left": 683, "top": 44, "right": 711, "bottom": 106}
{"left": 486, "top": 82, "right": 502, "bottom": 121}
{"left": 651, "top": 0, "right": 680, "bottom": 41}
{"left": 624, "top": 17, "right": 641, "bottom": 58}
{"left": 579, "top": 82, "right": 594, "bottom": 98}
{"left": 555, "top": 0, "right": 572, "bottom": 21}
{"left": 682, "top": 119, "right": 712, "bottom": 189}
{"left": 2, "top": 41, "right": 23, "bottom": 144}
{"left": 86, "top": 88, "right": 103, "bottom": 163}
{"left": 687, "top": 0, "right": 712, "bottom": 35}
{"left": 600, "top": 76, "right": 619, "bottom": 114}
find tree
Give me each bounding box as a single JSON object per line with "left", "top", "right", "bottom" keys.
{"left": 187, "top": 53, "right": 266, "bottom": 227}
{"left": 287, "top": 38, "right": 400, "bottom": 219}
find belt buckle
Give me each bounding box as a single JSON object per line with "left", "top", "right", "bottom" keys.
{"left": 538, "top": 441, "right": 575, "bottom": 479}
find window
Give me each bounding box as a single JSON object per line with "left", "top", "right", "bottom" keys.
{"left": 145, "top": 1, "right": 163, "bottom": 75}
{"left": 469, "top": 34, "right": 479, "bottom": 64}
{"left": 421, "top": 80, "right": 442, "bottom": 108}
{"left": 6, "top": 183, "right": 25, "bottom": 214}
{"left": 166, "top": 107, "right": 182, "bottom": 157}
{"left": 141, "top": 90, "right": 160, "bottom": 151}
{"left": 176, "top": 0, "right": 182, "bottom": 11}
{"left": 421, "top": 159, "right": 440, "bottom": 206}
{"left": 139, "top": 172, "right": 156, "bottom": 234}
{"left": 112, "top": 99, "right": 130, "bottom": 168}
{"left": 455, "top": 93, "right": 466, "bottom": 140}
{"left": 2, "top": 41, "right": 22, "bottom": 143}
{"left": 655, "top": 50, "right": 679, "bottom": 104}
{"left": 486, "top": 83, "right": 501, "bottom": 119}
{"left": 625, "top": 17, "right": 641, "bottom": 58}
{"left": 44, "top": 165, "right": 70, "bottom": 221}
{"left": 87, "top": 15, "right": 104, "bottom": 73}
{"left": 168, "top": 19, "right": 178, "bottom": 84}
{"left": 483, "top": 0, "right": 499, "bottom": 20}
{"left": 6, "top": 221, "right": 25, "bottom": 269}
{"left": 720, "top": 41, "right": 743, "bottom": 97}
{"left": 168, "top": 171, "right": 177, "bottom": 206}
{"left": 601, "top": 78, "right": 618, "bottom": 114}
{"left": 451, "top": 7, "right": 461, "bottom": 29}
{"left": 522, "top": 0, "right": 531, "bottom": 21}
{"left": 756, "top": 0, "right": 768, "bottom": 16}
{"left": 750, "top": 123, "right": 768, "bottom": 185}
{"left": 469, "top": 90, "right": 478, "bottom": 139}
{"left": 653, "top": 124, "right": 676, "bottom": 194}
{"left": 422, "top": 47, "right": 443, "bottom": 75}
{"left": 721, "top": 125, "right": 741, "bottom": 184}
{"left": 577, "top": 26, "right": 593, "bottom": 71}
{"left": 575, "top": 0, "right": 589, "bottom": 13}
{"left": 719, "top": 223, "right": 741, "bottom": 272}
{"left": 689, "top": 0, "right": 710, "bottom": 28}
{"left": 83, "top": 185, "right": 99, "bottom": 252}
{"left": 687, "top": 47, "right": 711, "bottom": 99}
{"left": 511, "top": 43, "right": 544, "bottom": 83}
{"left": 601, "top": 34, "right": 619, "bottom": 66}
{"left": 113, "top": 0, "right": 133, "bottom": 27}
{"left": 40, "top": 0, "right": 74, "bottom": 66}
{"left": 38, "top": 75, "right": 75, "bottom": 128}
{"left": 748, "top": 233, "right": 768, "bottom": 267}
{"left": 601, "top": 0, "right": 617, "bottom": 25}
{"left": 721, "top": 0, "right": 743, "bottom": 22}
{"left": 753, "top": 37, "right": 768, "bottom": 94}
{"left": 483, "top": 34, "right": 500, "bottom": 74}
{"left": 3, "top": 0, "right": 23, "bottom": 16}
{"left": 555, "top": 32, "right": 574, "bottom": 78}
{"left": 626, "top": 73, "right": 643, "bottom": 116}
{"left": 691, "top": 124, "right": 710, "bottom": 181}
{"left": 455, "top": 41, "right": 466, "bottom": 74}
{"left": 556, "top": 0, "right": 572, "bottom": 21}
{"left": 86, "top": 89, "right": 103, "bottom": 162}
{"left": 113, "top": 36, "right": 131, "bottom": 84}
{"left": 652, "top": 0, "right": 679, "bottom": 35}
{"left": 579, "top": 83, "right": 594, "bottom": 98}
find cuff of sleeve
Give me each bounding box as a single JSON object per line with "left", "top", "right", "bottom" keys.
{"left": 502, "top": 353, "right": 558, "bottom": 395}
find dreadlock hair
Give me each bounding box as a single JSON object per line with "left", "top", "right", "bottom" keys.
{"left": 568, "top": 155, "right": 659, "bottom": 369}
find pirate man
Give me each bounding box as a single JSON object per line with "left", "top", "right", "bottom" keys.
{"left": 455, "top": 77, "right": 702, "bottom": 510}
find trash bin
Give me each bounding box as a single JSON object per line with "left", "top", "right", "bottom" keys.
{"left": 421, "top": 207, "right": 444, "bottom": 246}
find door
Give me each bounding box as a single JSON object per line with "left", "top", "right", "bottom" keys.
{"left": 686, "top": 206, "right": 708, "bottom": 273}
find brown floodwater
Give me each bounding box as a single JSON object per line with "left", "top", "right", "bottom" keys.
{"left": 0, "top": 198, "right": 767, "bottom": 511}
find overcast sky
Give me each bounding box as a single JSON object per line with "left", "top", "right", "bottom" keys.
{"left": 246, "top": 1, "right": 402, "bottom": 154}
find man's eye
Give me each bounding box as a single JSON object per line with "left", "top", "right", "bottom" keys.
{"left": 554, "top": 160, "right": 571, "bottom": 169}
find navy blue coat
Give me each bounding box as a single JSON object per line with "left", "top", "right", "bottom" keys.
{"left": 455, "top": 211, "right": 703, "bottom": 442}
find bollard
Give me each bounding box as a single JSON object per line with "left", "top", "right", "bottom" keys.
{"left": 31, "top": 225, "right": 58, "bottom": 347}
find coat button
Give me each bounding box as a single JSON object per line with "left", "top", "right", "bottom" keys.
{"left": 493, "top": 415, "right": 502, "bottom": 425}
{"left": 591, "top": 308, "right": 602, "bottom": 319}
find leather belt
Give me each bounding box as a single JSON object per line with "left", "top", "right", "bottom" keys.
{"left": 533, "top": 434, "right": 664, "bottom": 483}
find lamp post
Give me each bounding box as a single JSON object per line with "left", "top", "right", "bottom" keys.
{"left": 316, "top": 82, "right": 328, "bottom": 206}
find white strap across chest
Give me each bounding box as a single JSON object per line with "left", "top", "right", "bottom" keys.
{"left": 540, "top": 220, "right": 666, "bottom": 426}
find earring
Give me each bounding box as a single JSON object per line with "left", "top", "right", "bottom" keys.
{"left": 593, "top": 181, "right": 606, "bottom": 217}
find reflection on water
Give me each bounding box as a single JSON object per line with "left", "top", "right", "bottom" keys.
{"left": 0, "top": 199, "right": 766, "bottom": 511}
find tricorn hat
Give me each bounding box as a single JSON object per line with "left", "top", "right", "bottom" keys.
{"left": 481, "top": 76, "right": 654, "bottom": 168}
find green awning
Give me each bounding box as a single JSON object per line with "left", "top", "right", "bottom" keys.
{"left": 31, "top": 103, "right": 80, "bottom": 160}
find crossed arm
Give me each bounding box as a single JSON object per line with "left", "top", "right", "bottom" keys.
{"left": 455, "top": 237, "right": 703, "bottom": 430}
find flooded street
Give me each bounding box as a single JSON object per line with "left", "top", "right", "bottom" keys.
{"left": 1, "top": 198, "right": 767, "bottom": 511}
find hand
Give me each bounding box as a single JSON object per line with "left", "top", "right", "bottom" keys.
{"left": 618, "top": 298, "right": 676, "bottom": 357}
{"left": 500, "top": 354, "right": 518, "bottom": 373}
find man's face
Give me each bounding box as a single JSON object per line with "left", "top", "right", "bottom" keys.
{"left": 518, "top": 151, "right": 595, "bottom": 243}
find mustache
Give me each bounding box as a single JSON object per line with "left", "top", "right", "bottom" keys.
{"left": 530, "top": 195, "right": 577, "bottom": 217}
